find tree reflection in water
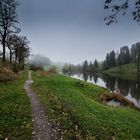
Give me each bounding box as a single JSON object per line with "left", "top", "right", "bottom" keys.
{"left": 69, "top": 72, "right": 140, "bottom": 108}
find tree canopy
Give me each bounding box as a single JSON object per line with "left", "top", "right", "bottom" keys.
{"left": 0, "top": 0, "right": 30, "bottom": 71}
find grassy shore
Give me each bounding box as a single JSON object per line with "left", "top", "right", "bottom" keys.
{"left": 33, "top": 73, "right": 140, "bottom": 140}
{"left": 105, "top": 63, "right": 137, "bottom": 74}
{"left": 0, "top": 71, "right": 32, "bottom": 140}
{"left": 103, "top": 63, "right": 139, "bottom": 81}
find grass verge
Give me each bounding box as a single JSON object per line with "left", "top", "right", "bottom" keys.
{"left": 33, "top": 73, "right": 140, "bottom": 140}
{"left": 105, "top": 63, "right": 137, "bottom": 74}
{"left": 0, "top": 71, "right": 32, "bottom": 140}
{"left": 103, "top": 63, "right": 139, "bottom": 81}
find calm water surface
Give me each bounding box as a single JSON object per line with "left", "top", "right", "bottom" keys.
{"left": 70, "top": 73, "right": 140, "bottom": 108}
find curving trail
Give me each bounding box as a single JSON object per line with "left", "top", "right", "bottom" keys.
{"left": 24, "top": 71, "right": 57, "bottom": 140}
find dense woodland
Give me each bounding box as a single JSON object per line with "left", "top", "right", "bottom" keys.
{"left": 63, "top": 42, "right": 140, "bottom": 74}
{"left": 0, "top": 0, "right": 30, "bottom": 71}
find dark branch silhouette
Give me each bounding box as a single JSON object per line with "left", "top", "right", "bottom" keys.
{"left": 104, "top": 0, "right": 140, "bottom": 25}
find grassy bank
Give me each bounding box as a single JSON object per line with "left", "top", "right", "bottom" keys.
{"left": 105, "top": 63, "right": 137, "bottom": 74}
{"left": 33, "top": 73, "right": 140, "bottom": 140}
{"left": 0, "top": 65, "right": 17, "bottom": 82}
{"left": 103, "top": 63, "right": 139, "bottom": 81}
{"left": 0, "top": 71, "right": 32, "bottom": 140}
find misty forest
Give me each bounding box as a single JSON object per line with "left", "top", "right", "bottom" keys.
{"left": 1, "top": 0, "right": 140, "bottom": 140}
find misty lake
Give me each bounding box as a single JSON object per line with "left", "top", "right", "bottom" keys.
{"left": 69, "top": 73, "right": 140, "bottom": 108}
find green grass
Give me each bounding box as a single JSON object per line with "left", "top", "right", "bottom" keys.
{"left": 0, "top": 71, "right": 32, "bottom": 140}
{"left": 104, "top": 63, "right": 138, "bottom": 81}
{"left": 105, "top": 63, "right": 137, "bottom": 74}
{"left": 33, "top": 74, "right": 140, "bottom": 140}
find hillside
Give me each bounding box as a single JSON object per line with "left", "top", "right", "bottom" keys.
{"left": 105, "top": 63, "right": 137, "bottom": 74}
{"left": 102, "top": 63, "right": 139, "bottom": 81}
{"left": 33, "top": 73, "right": 140, "bottom": 139}
{"left": 0, "top": 59, "right": 17, "bottom": 82}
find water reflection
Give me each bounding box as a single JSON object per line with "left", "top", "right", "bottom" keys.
{"left": 70, "top": 72, "right": 140, "bottom": 108}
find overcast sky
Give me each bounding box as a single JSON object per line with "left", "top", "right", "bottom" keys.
{"left": 18, "top": 0, "right": 140, "bottom": 64}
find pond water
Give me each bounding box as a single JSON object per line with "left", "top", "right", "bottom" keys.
{"left": 70, "top": 73, "right": 140, "bottom": 108}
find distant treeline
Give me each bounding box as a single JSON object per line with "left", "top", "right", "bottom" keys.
{"left": 63, "top": 59, "right": 99, "bottom": 74}
{"left": 63, "top": 42, "right": 140, "bottom": 74}
{"left": 103, "top": 42, "right": 140, "bottom": 72}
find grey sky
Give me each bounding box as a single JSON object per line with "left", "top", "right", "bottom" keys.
{"left": 18, "top": 0, "right": 140, "bottom": 64}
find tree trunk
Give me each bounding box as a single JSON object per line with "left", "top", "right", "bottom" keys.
{"left": 9, "top": 49, "right": 12, "bottom": 64}
{"left": 21, "top": 60, "right": 25, "bottom": 70}
{"left": 2, "top": 37, "right": 6, "bottom": 63}
{"left": 2, "top": 31, "right": 7, "bottom": 64}
{"left": 14, "top": 53, "right": 18, "bottom": 71}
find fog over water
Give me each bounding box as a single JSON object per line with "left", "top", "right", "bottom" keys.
{"left": 18, "top": 0, "right": 140, "bottom": 64}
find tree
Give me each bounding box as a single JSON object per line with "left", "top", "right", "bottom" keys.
{"left": 89, "top": 61, "right": 93, "bottom": 72}
{"left": 135, "top": 42, "right": 140, "bottom": 72}
{"left": 83, "top": 60, "right": 88, "bottom": 72}
{"left": 6, "top": 34, "right": 16, "bottom": 63}
{"left": 17, "top": 36, "right": 30, "bottom": 70}
{"left": 63, "top": 63, "right": 69, "bottom": 74}
{"left": 103, "top": 60, "right": 107, "bottom": 70}
{"left": 104, "top": 0, "right": 140, "bottom": 25}
{"left": 93, "top": 59, "right": 98, "bottom": 70}
{"left": 103, "top": 53, "right": 109, "bottom": 70}
{"left": 0, "top": 0, "right": 19, "bottom": 63}
{"left": 106, "top": 53, "right": 110, "bottom": 69}
{"left": 12, "top": 35, "right": 30, "bottom": 70}
{"left": 116, "top": 52, "right": 122, "bottom": 72}
{"left": 119, "top": 46, "right": 131, "bottom": 65}
{"left": 109, "top": 50, "right": 116, "bottom": 67}
{"left": 131, "top": 44, "right": 137, "bottom": 63}
{"left": 104, "top": 51, "right": 116, "bottom": 69}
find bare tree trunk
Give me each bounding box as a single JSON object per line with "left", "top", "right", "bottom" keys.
{"left": 9, "top": 49, "right": 12, "bottom": 64}
{"left": 14, "top": 53, "right": 18, "bottom": 71}
{"left": 2, "top": 35, "right": 6, "bottom": 63}
{"left": 2, "top": 45, "right": 5, "bottom": 63}
{"left": 7, "top": 46, "right": 13, "bottom": 64}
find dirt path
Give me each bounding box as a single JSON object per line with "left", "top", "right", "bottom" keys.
{"left": 24, "top": 71, "right": 57, "bottom": 140}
